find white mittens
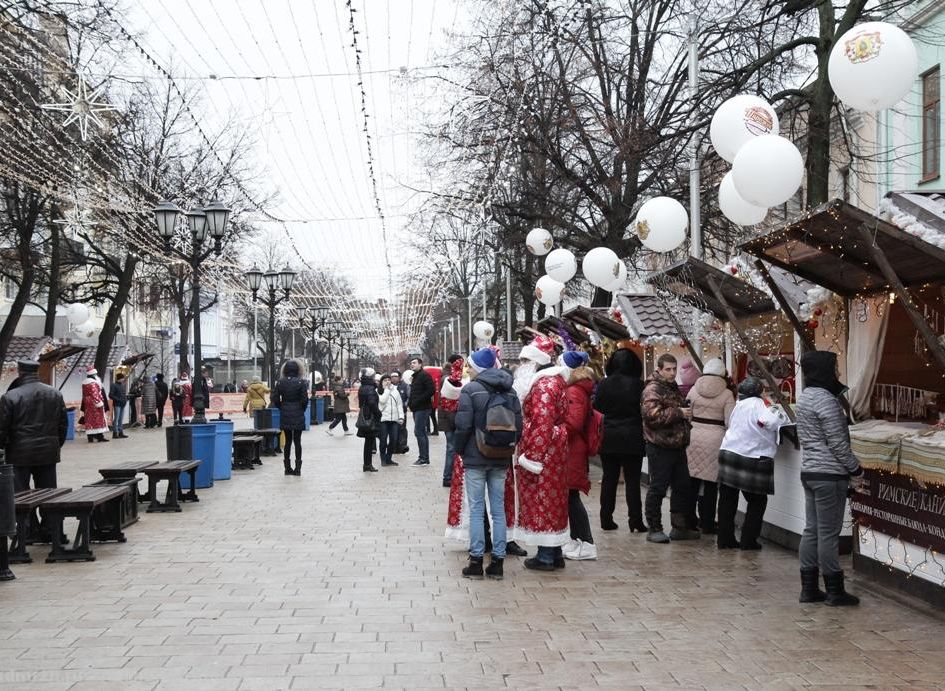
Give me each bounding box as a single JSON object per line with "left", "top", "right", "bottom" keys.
{"left": 518, "top": 455, "right": 544, "bottom": 475}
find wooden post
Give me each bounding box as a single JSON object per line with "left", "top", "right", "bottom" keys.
{"left": 656, "top": 294, "right": 704, "bottom": 371}
{"left": 857, "top": 223, "right": 945, "bottom": 375}
{"left": 753, "top": 260, "right": 814, "bottom": 352}
{"left": 707, "top": 275, "right": 795, "bottom": 422}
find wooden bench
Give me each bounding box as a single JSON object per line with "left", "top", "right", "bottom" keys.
{"left": 236, "top": 428, "right": 281, "bottom": 456}
{"left": 40, "top": 486, "right": 129, "bottom": 563}
{"left": 232, "top": 436, "right": 262, "bottom": 470}
{"left": 142, "top": 460, "right": 201, "bottom": 513}
{"left": 98, "top": 460, "right": 158, "bottom": 504}
{"left": 10, "top": 488, "right": 72, "bottom": 564}
{"left": 85, "top": 478, "right": 140, "bottom": 530}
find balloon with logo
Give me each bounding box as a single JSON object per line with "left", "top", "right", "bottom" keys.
{"left": 65, "top": 302, "right": 90, "bottom": 325}
{"left": 544, "top": 248, "right": 577, "bottom": 283}
{"left": 75, "top": 320, "right": 97, "bottom": 339}
{"left": 710, "top": 95, "right": 779, "bottom": 164}
{"left": 718, "top": 171, "right": 768, "bottom": 226}
{"left": 582, "top": 247, "right": 622, "bottom": 288}
{"left": 828, "top": 22, "right": 918, "bottom": 111}
{"left": 607, "top": 260, "right": 628, "bottom": 293}
{"left": 473, "top": 320, "right": 494, "bottom": 341}
{"left": 635, "top": 196, "right": 688, "bottom": 253}
{"left": 525, "top": 227, "right": 554, "bottom": 256}
{"left": 732, "top": 135, "right": 804, "bottom": 207}
{"left": 535, "top": 274, "right": 565, "bottom": 306}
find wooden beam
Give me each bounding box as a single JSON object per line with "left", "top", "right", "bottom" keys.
{"left": 857, "top": 222, "right": 945, "bottom": 374}
{"left": 707, "top": 275, "right": 795, "bottom": 422}
{"left": 655, "top": 294, "right": 704, "bottom": 371}
{"left": 753, "top": 260, "right": 814, "bottom": 353}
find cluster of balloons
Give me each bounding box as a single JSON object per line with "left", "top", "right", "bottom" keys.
{"left": 526, "top": 228, "right": 630, "bottom": 306}
{"left": 64, "top": 303, "right": 97, "bottom": 339}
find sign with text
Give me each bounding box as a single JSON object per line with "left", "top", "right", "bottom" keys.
{"left": 850, "top": 468, "right": 945, "bottom": 553}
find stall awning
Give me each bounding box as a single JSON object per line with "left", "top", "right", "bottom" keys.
{"left": 740, "top": 198, "right": 945, "bottom": 297}
{"left": 534, "top": 315, "right": 589, "bottom": 344}
{"left": 121, "top": 352, "right": 155, "bottom": 366}
{"left": 39, "top": 344, "right": 86, "bottom": 363}
{"left": 648, "top": 256, "right": 775, "bottom": 321}
{"left": 561, "top": 306, "right": 629, "bottom": 341}
{"left": 616, "top": 293, "right": 679, "bottom": 339}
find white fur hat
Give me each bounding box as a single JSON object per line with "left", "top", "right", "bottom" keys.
{"left": 703, "top": 358, "right": 726, "bottom": 377}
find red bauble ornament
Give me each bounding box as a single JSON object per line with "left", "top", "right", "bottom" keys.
{"left": 813, "top": 307, "right": 823, "bottom": 316}
{"left": 808, "top": 319, "right": 819, "bottom": 329}
{"left": 729, "top": 266, "right": 738, "bottom": 275}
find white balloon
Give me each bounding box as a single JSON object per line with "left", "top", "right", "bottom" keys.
{"left": 606, "top": 261, "right": 628, "bottom": 293}
{"left": 732, "top": 135, "right": 804, "bottom": 208}
{"left": 525, "top": 227, "right": 554, "bottom": 256}
{"left": 544, "top": 248, "right": 577, "bottom": 283}
{"left": 581, "top": 247, "right": 622, "bottom": 288}
{"left": 75, "top": 320, "right": 96, "bottom": 339}
{"left": 635, "top": 197, "right": 688, "bottom": 253}
{"left": 65, "top": 302, "right": 90, "bottom": 324}
{"left": 828, "top": 22, "right": 918, "bottom": 111}
{"left": 535, "top": 274, "right": 565, "bottom": 306}
{"left": 710, "top": 95, "right": 779, "bottom": 164}
{"left": 718, "top": 171, "right": 768, "bottom": 226}
{"left": 473, "top": 320, "right": 494, "bottom": 341}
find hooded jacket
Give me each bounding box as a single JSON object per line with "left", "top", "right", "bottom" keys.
{"left": 358, "top": 376, "right": 381, "bottom": 426}
{"left": 271, "top": 362, "right": 309, "bottom": 431}
{"left": 453, "top": 367, "right": 522, "bottom": 468}
{"left": 378, "top": 383, "right": 405, "bottom": 422}
{"left": 243, "top": 380, "right": 269, "bottom": 412}
{"left": 593, "top": 348, "right": 645, "bottom": 456}
{"left": 686, "top": 374, "right": 735, "bottom": 482}
{"left": 796, "top": 351, "right": 862, "bottom": 479}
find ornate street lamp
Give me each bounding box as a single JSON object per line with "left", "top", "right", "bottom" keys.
{"left": 247, "top": 264, "right": 297, "bottom": 386}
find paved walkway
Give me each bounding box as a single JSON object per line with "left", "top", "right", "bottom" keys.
{"left": 2, "top": 418, "right": 944, "bottom": 690}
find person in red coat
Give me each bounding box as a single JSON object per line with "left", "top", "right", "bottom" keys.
{"left": 424, "top": 365, "right": 443, "bottom": 436}
{"left": 512, "top": 334, "right": 571, "bottom": 571}
{"left": 560, "top": 351, "right": 599, "bottom": 561}
{"left": 80, "top": 367, "right": 110, "bottom": 442}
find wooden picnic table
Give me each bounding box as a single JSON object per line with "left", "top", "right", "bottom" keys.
{"left": 142, "top": 460, "right": 201, "bottom": 513}
{"left": 235, "top": 428, "right": 281, "bottom": 456}
{"left": 232, "top": 435, "right": 263, "bottom": 469}
{"left": 10, "top": 488, "right": 72, "bottom": 564}
{"left": 40, "top": 486, "right": 129, "bottom": 563}
{"left": 98, "top": 460, "right": 159, "bottom": 481}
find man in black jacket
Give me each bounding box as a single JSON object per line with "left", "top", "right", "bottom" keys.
{"left": 407, "top": 357, "right": 434, "bottom": 466}
{"left": 154, "top": 373, "right": 169, "bottom": 427}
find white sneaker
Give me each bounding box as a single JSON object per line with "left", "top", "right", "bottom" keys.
{"left": 324, "top": 428, "right": 333, "bottom": 436}
{"left": 561, "top": 539, "right": 581, "bottom": 557}
{"left": 565, "top": 541, "right": 598, "bottom": 561}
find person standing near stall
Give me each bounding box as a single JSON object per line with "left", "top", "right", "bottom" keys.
{"left": 109, "top": 372, "right": 129, "bottom": 439}
{"left": 154, "top": 373, "right": 169, "bottom": 427}
{"left": 377, "top": 373, "right": 404, "bottom": 467}
{"left": 141, "top": 375, "right": 157, "bottom": 429}
{"left": 271, "top": 360, "right": 309, "bottom": 477}
{"left": 407, "top": 357, "right": 435, "bottom": 466}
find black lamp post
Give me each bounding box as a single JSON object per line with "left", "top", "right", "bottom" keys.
{"left": 298, "top": 306, "right": 330, "bottom": 384}
{"left": 153, "top": 198, "right": 230, "bottom": 424}
{"left": 338, "top": 330, "right": 355, "bottom": 385}
{"left": 246, "top": 264, "right": 297, "bottom": 387}
{"left": 321, "top": 322, "right": 341, "bottom": 382}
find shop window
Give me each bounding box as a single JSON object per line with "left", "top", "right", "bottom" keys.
{"left": 4, "top": 278, "right": 16, "bottom": 300}
{"left": 922, "top": 66, "right": 940, "bottom": 181}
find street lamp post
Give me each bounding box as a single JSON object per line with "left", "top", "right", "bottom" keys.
{"left": 322, "top": 323, "right": 341, "bottom": 382}
{"left": 246, "top": 264, "right": 297, "bottom": 387}
{"left": 298, "top": 306, "right": 330, "bottom": 384}
{"left": 338, "top": 330, "right": 355, "bottom": 384}
{"left": 153, "top": 199, "right": 231, "bottom": 424}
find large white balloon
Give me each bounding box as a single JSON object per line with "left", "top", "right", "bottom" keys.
{"left": 710, "top": 95, "right": 779, "bottom": 164}
{"left": 718, "top": 171, "right": 768, "bottom": 226}
{"left": 635, "top": 197, "right": 688, "bottom": 253}
{"left": 65, "top": 302, "right": 90, "bottom": 324}
{"left": 75, "top": 320, "right": 97, "bottom": 339}
{"left": 606, "top": 261, "right": 628, "bottom": 293}
{"left": 535, "top": 275, "right": 565, "bottom": 306}
{"left": 544, "top": 248, "right": 577, "bottom": 283}
{"left": 828, "top": 22, "right": 918, "bottom": 111}
{"left": 732, "top": 135, "right": 804, "bottom": 207}
{"left": 582, "top": 247, "right": 622, "bottom": 288}
{"left": 473, "top": 320, "right": 494, "bottom": 341}
{"left": 525, "top": 227, "right": 554, "bottom": 256}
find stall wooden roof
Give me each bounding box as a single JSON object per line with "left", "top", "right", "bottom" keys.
{"left": 648, "top": 256, "right": 775, "bottom": 321}
{"left": 534, "top": 315, "right": 589, "bottom": 344}
{"left": 616, "top": 294, "right": 679, "bottom": 339}
{"left": 740, "top": 198, "right": 945, "bottom": 297}
{"left": 561, "top": 306, "right": 629, "bottom": 341}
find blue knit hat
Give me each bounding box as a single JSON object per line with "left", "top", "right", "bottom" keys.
{"left": 470, "top": 347, "right": 497, "bottom": 372}
{"left": 561, "top": 350, "right": 589, "bottom": 369}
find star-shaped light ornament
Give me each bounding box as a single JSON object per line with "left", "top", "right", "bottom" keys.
{"left": 274, "top": 302, "right": 296, "bottom": 330}
{"left": 41, "top": 80, "right": 118, "bottom": 141}
{"left": 53, "top": 204, "right": 97, "bottom": 240}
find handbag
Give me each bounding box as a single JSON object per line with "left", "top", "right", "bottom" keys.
{"left": 355, "top": 406, "right": 378, "bottom": 437}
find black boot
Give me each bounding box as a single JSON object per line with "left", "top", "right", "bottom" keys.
{"left": 823, "top": 571, "right": 859, "bottom": 607}
{"left": 485, "top": 557, "right": 504, "bottom": 580}
{"left": 600, "top": 515, "right": 619, "bottom": 531}
{"left": 284, "top": 459, "right": 293, "bottom": 476}
{"left": 293, "top": 461, "right": 302, "bottom": 476}
{"left": 363, "top": 465, "right": 378, "bottom": 472}
{"left": 668, "top": 512, "right": 701, "bottom": 540}
{"left": 628, "top": 519, "right": 648, "bottom": 533}
{"left": 799, "top": 567, "right": 826, "bottom": 603}
{"left": 506, "top": 541, "right": 527, "bottom": 557}
{"left": 462, "top": 556, "right": 484, "bottom": 579}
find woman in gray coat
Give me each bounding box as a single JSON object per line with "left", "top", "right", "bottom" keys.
{"left": 141, "top": 377, "right": 158, "bottom": 428}
{"left": 271, "top": 359, "right": 309, "bottom": 476}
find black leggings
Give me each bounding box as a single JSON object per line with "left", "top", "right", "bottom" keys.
{"left": 329, "top": 413, "right": 348, "bottom": 431}
{"left": 569, "top": 490, "right": 594, "bottom": 544}
{"left": 718, "top": 484, "right": 768, "bottom": 547}
{"left": 283, "top": 429, "right": 303, "bottom": 462}
{"left": 599, "top": 453, "right": 644, "bottom": 524}
{"left": 363, "top": 434, "right": 376, "bottom": 469}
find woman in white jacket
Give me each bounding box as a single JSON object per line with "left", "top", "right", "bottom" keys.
{"left": 377, "top": 373, "right": 405, "bottom": 467}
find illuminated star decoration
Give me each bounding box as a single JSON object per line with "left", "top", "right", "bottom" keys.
{"left": 41, "top": 80, "right": 118, "bottom": 141}
{"left": 275, "top": 302, "right": 296, "bottom": 330}
{"left": 53, "top": 203, "right": 97, "bottom": 240}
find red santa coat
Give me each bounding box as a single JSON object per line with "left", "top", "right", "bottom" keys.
{"left": 424, "top": 366, "right": 443, "bottom": 410}
{"left": 80, "top": 377, "right": 109, "bottom": 435}
{"left": 514, "top": 366, "right": 570, "bottom": 546}
{"left": 564, "top": 376, "right": 594, "bottom": 494}
{"left": 181, "top": 380, "right": 194, "bottom": 418}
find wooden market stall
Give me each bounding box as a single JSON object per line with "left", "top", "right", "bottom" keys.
{"left": 741, "top": 197, "right": 945, "bottom": 606}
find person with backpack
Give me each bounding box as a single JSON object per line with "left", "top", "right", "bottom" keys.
{"left": 593, "top": 348, "right": 647, "bottom": 532}
{"left": 512, "top": 334, "right": 572, "bottom": 571}
{"left": 560, "top": 351, "right": 599, "bottom": 561}
{"left": 453, "top": 347, "right": 522, "bottom": 580}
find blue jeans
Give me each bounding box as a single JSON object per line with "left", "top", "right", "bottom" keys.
{"left": 443, "top": 430, "right": 455, "bottom": 482}
{"left": 537, "top": 546, "right": 562, "bottom": 565}
{"left": 112, "top": 404, "right": 125, "bottom": 435}
{"left": 413, "top": 410, "right": 430, "bottom": 461}
{"left": 466, "top": 466, "right": 507, "bottom": 558}
{"left": 379, "top": 421, "right": 399, "bottom": 465}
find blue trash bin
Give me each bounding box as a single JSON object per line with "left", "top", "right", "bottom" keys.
{"left": 314, "top": 397, "right": 325, "bottom": 425}
{"left": 209, "top": 419, "right": 233, "bottom": 481}
{"left": 254, "top": 408, "right": 281, "bottom": 453}
{"left": 167, "top": 423, "right": 215, "bottom": 490}
{"left": 65, "top": 409, "right": 76, "bottom": 441}
{"left": 303, "top": 400, "right": 311, "bottom": 431}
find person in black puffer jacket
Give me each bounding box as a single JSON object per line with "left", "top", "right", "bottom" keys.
{"left": 593, "top": 348, "right": 647, "bottom": 532}
{"left": 357, "top": 368, "right": 381, "bottom": 472}
{"left": 271, "top": 359, "right": 310, "bottom": 476}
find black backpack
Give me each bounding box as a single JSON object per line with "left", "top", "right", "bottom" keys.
{"left": 475, "top": 382, "right": 518, "bottom": 459}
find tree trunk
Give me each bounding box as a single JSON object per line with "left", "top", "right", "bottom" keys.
{"left": 44, "top": 220, "right": 61, "bottom": 338}
{"left": 523, "top": 253, "right": 535, "bottom": 327}
{"left": 94, "top": 255, "right": 138, "bottom": 375}
{"left": 806, "top": 3, "right": 837, "bottom": 208}
{"left": 177, "top": 304, "right": 191, "bottom": 375}
{"left": 0, "top": 186, "right": 43, "bottom": 366}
